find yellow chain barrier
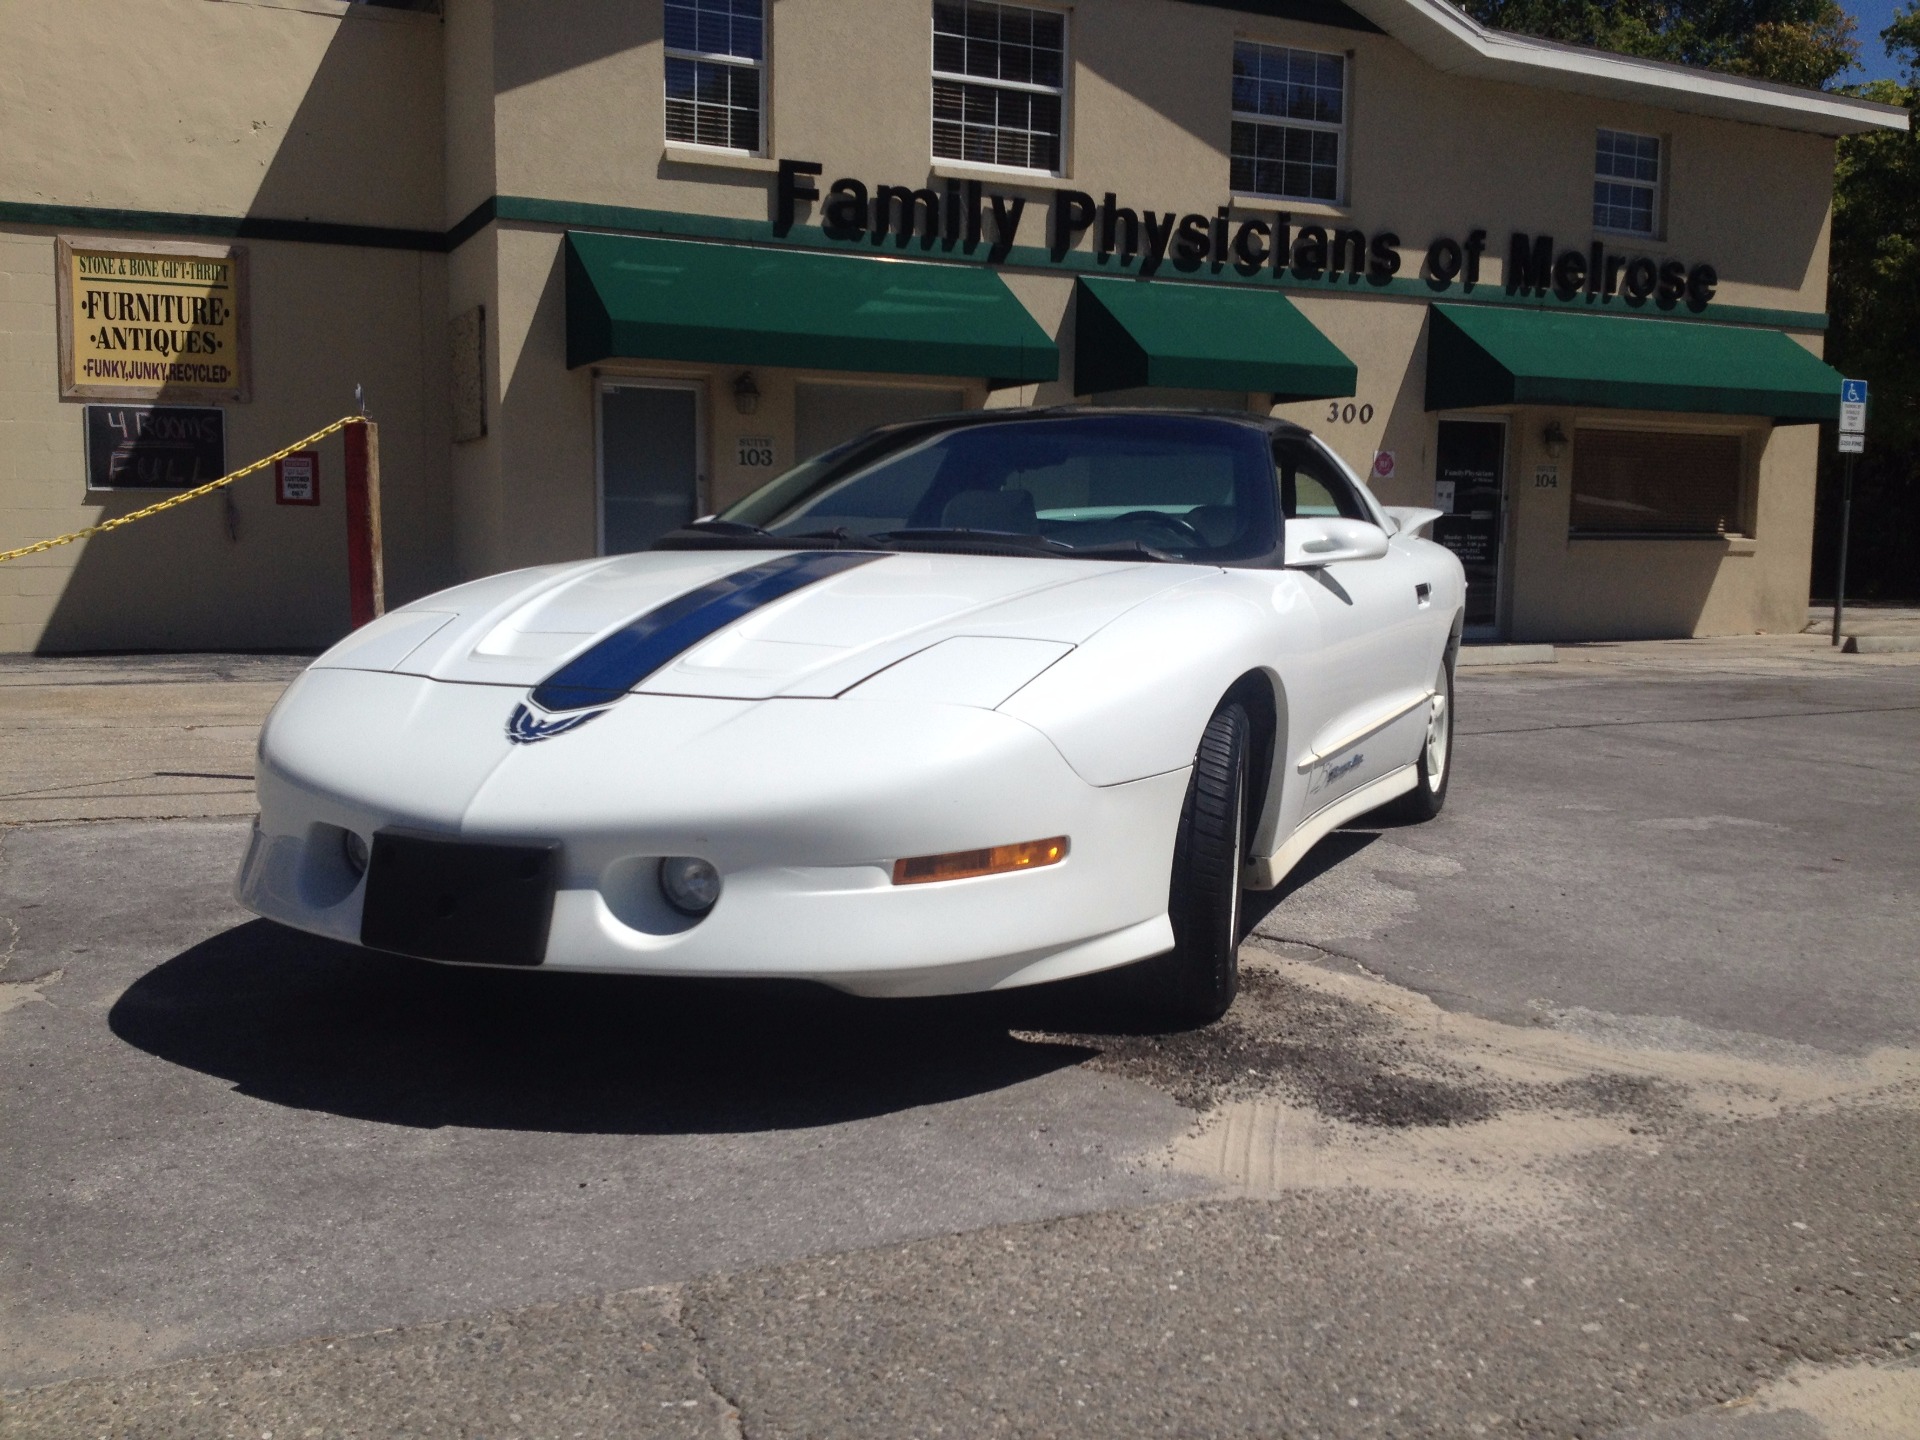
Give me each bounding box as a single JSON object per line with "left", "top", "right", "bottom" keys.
{"left": 0, "top": 414, "right": 367, "bottom": 566}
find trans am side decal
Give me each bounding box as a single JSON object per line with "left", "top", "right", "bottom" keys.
{"left": 1324, "top": 751, "right": 1365, "bottom": 783}
{"left": 520, "top": 549, "right": 888, "bottom": 720}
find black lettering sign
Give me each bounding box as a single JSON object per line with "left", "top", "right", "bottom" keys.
{"left": 1052, "top": 189, "right": 1096, "bottom": 259}
{"left": 764, "top": 160, "right": 1717, "bottom": 310}
{"left": 1367, "top": 231, "right": 1401, "bottom": 285}
{"left": 774, "top": 158, "right": 821, "bottom": 235}
{"left": 1507, "top": 232, "right": 1554, "bottom": 294}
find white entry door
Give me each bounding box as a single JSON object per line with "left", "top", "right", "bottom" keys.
{"left": 599, "top": 381, "right": 704, "bottom": 554}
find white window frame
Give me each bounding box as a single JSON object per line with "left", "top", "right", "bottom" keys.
{"left": 1592, "top": 127, "right": 1662, "bottom": 239}
{"left": 663, "top": 0, "right": 768, "bottom": 156}
{"left": 1229, "top": 40, "right": 1349, "bottom": 207}
{"left": 929, "top": 0, "right": 1069, "bottom": 178}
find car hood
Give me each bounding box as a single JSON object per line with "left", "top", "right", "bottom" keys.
{"left": 312, "top": 549, "right": 1207, "bottom": 702}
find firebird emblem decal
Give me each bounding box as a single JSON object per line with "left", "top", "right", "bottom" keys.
{"left": 506, "top": 702, "right": 608, "bottom": 744}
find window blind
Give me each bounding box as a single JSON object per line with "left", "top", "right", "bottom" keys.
{"left": 1571, "top": 429, "right": 1743, "bottom": 536}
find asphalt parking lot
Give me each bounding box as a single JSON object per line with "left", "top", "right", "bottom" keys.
{"left": 2, "top": 638, "right": 1918, "bottom": 1438}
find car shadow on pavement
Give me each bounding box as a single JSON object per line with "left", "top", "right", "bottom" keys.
{"left": 1238, "top": 827, "right": 1381, "bottom": 937}
{"left": 108, "top": 919, "right": 1099, "bottom": 1135}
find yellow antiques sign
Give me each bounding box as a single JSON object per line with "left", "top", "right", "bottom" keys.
{"left": 56, "top": 237, "right": 250, "bottom": 402}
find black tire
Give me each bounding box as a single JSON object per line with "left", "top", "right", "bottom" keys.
{"left": 1126, "top": 700, "right": 1251, "bottom": 1026}
{"left": 1383, "top": 649, "right": 1454, "bottom": 823}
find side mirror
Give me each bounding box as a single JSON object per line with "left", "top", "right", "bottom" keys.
{"left": 1284, "top": 516, "right": 1391, "bottom": 568}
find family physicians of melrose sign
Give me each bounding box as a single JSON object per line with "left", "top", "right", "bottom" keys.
{"left": 55, "top": 237, "right": 250, "bottom": 403}
{"left": 775, "top": 159, "right": 1720, "bottom": 309}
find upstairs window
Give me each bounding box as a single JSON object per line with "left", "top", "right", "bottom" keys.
{"left": 665, "top": 0, "right": 766, "bottom": 153}
{"left": 1230, "top": 41, "right": 1345, "bottom": 203}
{"left": 932, "top": 1, "right": 1066, "bottom": 173}
{"left": 1594, "top": 128, "right": 1660, "bottom": 235}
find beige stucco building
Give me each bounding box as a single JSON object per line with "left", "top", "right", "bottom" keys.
{"left": 0, "top": 0, "right": 1905, "bottom": 652}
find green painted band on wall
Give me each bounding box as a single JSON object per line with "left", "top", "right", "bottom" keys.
{"left": 0, "top": 194, "right": 1831, "bottom": 335}
{"left": 0, "top": 199, "right": 444, "bottom": 251}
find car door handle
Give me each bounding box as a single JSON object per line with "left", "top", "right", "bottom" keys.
{"left": 1415, "top": 582, "right": 1432, "bottom": 608}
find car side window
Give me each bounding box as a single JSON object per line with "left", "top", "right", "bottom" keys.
{"left": 1274, "top": 438, "right": 1368, "bottom": 520}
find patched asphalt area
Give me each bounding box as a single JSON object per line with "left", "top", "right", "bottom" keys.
{"left": 1028, "top": 964, "right": 1686, "bottom": 1129}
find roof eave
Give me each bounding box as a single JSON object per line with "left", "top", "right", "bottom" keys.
{"left": 1343, "top": 0, "right": 1910, "bottom": 136}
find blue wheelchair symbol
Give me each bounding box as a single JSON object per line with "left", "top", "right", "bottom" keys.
{"left": 1842, "top": 379, "right": 1868, "bottom": 404}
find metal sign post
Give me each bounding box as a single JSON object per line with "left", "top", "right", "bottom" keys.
{"left": 1833, "top": 379, "right": 1867, "bottom": 645}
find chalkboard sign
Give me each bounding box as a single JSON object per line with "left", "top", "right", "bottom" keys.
{"left": 84, "top": 405, "right": 225, "bottom": 491}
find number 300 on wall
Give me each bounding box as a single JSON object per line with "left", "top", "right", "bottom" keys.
{"left": 1325, "top": 402, "right": 1375, "bottom": 425}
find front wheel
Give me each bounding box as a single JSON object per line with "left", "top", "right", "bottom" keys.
{"left": 1124, "top": 700, "right": 1250, "bottom": 1026}
{"left": 1385, "top": 651, "right": 1453, "bottom": 823}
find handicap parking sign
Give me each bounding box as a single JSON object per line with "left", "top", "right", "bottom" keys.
{"left": 1839, "top": 378, "right": 1868, "bottom": 440}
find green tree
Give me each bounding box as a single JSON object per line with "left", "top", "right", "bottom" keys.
{"left": 1453, "top": 2, "right": 1860, "bottom": 86}
{"left": 1816, "top": 7, "right": 1920, "bottom": 600}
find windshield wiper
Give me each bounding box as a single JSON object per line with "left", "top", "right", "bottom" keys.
{"left": 869, "top": 529, "right": 1176, "bottom": 562}
{"left": 783, "top": 527, "right": 888, "bottom": 548}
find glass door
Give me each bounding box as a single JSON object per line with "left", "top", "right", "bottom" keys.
{"left": 1433, "top": 419, "right": 1508, "bottom": 638}
{"left": 598, "top": 381, "right": 703, "bottom": 554}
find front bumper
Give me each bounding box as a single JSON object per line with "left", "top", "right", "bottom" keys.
{"left": 237, "top": 668, "right": 1186, "bottom": 996}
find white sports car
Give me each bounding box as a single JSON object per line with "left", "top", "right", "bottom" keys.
{"left": 238, "top": 409, "right": 1463, "bottom": 1023}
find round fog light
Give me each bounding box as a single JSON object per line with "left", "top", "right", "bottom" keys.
{"left": 342, "top": 829, "right": 370, "bottom": 877}
{"left": 658, "top": 856, "right": 721, "bottom": 916}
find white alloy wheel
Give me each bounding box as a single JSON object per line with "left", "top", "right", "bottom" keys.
{"left": 1423, "top": 661, "right": 1451, "bottom": 792}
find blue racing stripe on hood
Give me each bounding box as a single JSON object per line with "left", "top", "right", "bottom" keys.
{"left": 529, "top": 550, "right": 887, "bottom": 712}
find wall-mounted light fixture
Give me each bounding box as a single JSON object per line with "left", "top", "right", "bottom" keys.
{"left": 732, "top": 372, "right": 761, "bottom": 416}
{"left": 1542, "top": 419, "right": 1568, "bottom": 459}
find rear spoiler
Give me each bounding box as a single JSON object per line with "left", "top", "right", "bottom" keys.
{"left": 1381, "top": 506, "right": 1443, "bottom": 538}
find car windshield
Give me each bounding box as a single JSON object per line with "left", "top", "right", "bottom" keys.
{"left": 709, "top": 413, "right": 1280, "bottom": 563}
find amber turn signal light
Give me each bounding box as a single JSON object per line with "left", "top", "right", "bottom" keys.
{"left": 891, "top": 836, "right": 1069, "bottom": 886}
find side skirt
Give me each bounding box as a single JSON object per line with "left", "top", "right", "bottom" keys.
{"left": 1241, "top": 764, "right": 1418, "bottom": 891}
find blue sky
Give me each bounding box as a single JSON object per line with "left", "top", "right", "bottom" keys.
{"left": 1843, "top": 0, "right": 1913, "bottom": 83}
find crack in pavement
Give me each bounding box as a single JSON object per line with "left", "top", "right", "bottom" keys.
{"left": 670, "top": 1289, "right": 752, "bottom": 1440}
{"left": 0, "top": 824, "right": 19, "bottom": 977}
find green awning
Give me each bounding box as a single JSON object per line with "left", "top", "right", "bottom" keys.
{"left": 1426, "top": 304, "right": 1841, "bottom": 422}
{"left": 1073, "top": 276, "right": 1357, "bottom": 400}
{"left": 565, "top": 232, "right": 1057, "bottom": 384}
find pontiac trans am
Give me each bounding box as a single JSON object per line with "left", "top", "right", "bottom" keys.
{"left": 237, "top": 409, "right": 1463, "bottom": 1023}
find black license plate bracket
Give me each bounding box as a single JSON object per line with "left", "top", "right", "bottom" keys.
{"left": 360, "top": 831, "right": 558, "bottom": 967}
